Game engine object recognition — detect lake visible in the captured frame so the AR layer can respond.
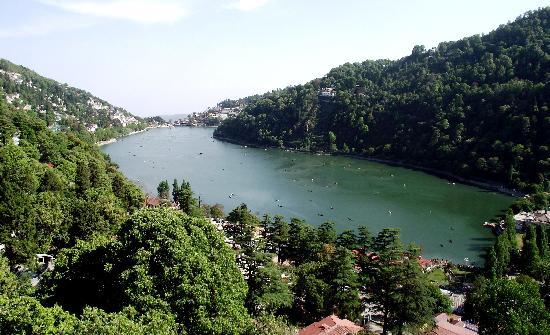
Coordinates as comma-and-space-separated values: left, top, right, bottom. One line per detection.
102, 127, 515, 264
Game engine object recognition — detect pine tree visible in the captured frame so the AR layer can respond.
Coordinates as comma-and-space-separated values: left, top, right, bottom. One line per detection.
172, 179, 179, 203
485, 246, 498, 279
536, 225, 549, 259
325, 247, 361, 320
504, 210, 518, 251
523, 225, 541, 277
495, 235, 510, 276
157, 180, 169, 199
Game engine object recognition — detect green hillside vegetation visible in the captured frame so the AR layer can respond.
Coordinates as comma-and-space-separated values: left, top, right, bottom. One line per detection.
1, 7, 549, 335
0, 99, 144, 264
0, 98, 253, 334
0, 59, 149, 141
215, 8, 550, 193
0, 89, 548, 333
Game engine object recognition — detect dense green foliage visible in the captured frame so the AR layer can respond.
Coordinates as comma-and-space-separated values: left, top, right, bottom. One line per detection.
230, 213, 449, 332
0, 58, 148, 141
0, 247, 179, 334
40, 208, 252, 335
215, 8, 550, 191
0, 99, 143, 264
2, 9, 549, 334
360, 229, 450, 335
466, 276, 550, 335
472, 207, 550, 333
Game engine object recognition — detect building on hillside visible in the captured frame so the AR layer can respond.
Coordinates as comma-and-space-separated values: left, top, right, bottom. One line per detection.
319, 87, 336, 98
514, 209, 550, 230
440, 289, 466, 314
145, 196, 162, 207
298, 315, 363, 335
12, 132, 20, 146
429, 313, 478, 335
36, 253, 55, 271
86, 124, 98, 132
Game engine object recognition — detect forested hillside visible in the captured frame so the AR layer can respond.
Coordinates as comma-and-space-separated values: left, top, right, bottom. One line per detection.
0, 98, 253, 333
215, 8, 550, 192
0, 59, 149, 141
0, 99, 143, 264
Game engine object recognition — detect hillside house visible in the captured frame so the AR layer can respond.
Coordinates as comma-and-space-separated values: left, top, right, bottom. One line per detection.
145, 196, 162, 207
36, 253, 55, 271
429, 313, 478, 335
319, 87, 336, 98
514, 209, 550, 230
298, 315, 363, 335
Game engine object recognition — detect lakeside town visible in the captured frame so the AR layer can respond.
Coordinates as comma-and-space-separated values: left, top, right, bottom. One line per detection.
170, 103, 244, 127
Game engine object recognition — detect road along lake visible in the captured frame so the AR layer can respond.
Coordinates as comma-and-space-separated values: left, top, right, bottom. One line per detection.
102, 127, 515, 264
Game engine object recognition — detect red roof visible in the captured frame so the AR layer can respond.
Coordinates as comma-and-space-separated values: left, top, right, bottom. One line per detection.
418, 256, 435, 268
146, 197, 162, 206
298, 315, 363, 335
430, 313, 477, 335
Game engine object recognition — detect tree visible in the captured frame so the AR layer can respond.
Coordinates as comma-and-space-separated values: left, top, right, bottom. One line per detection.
324, 247, 361, 320
177, 180, 196, 214
171, 179, 179, 203
287, 218, 317, 266
209, 203, 225, 219
361, 229, 441, 335
523, 225, 541, 276
244, 241, 292, 315
317, 221, 337, 245
504, 210, 518, 251
156, 180, 169, 200
253, 314, 297, 335
293, 262, 329, 323
495, 234, 511, 276
226, 203, 259, 248
485, 246, 498, 279
536, 225, 549, 259
336, 230, 359, 250
357, 226, 372, 251
0, 144, 40, 263
466, 276, 550, 335
42, 208, 253, 335
266, 215, 290, 263
75, 159, 91, 194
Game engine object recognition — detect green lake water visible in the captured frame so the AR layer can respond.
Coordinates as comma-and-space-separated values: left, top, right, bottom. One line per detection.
102, 127, 515, 264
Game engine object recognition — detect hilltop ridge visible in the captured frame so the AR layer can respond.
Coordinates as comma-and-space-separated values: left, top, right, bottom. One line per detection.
0, 58, 157, 141
215, 8, 550, 192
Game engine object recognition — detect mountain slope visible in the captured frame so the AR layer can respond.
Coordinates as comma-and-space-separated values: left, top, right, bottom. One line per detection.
215, 8, 550, 192
0, 59, 148, 141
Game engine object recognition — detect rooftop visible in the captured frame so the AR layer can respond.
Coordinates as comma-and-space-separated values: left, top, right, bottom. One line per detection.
430, 313, 478, 335
298, 315, 363, 335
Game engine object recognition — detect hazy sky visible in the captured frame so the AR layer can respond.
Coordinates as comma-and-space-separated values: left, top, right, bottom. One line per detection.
0, 0, 547, 116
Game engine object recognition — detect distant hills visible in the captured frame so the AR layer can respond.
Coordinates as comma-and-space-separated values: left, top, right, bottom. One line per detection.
214, 8, 550, 192
0, 59, 151, 141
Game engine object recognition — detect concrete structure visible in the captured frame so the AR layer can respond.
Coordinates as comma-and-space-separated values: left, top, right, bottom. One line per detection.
514, 210, 550, 230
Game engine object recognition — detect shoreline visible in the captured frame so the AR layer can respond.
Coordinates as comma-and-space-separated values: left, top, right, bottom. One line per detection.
96, 124, 172, 147
103, 128, 496, 267
213, 134, 523, 198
